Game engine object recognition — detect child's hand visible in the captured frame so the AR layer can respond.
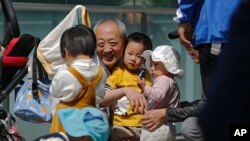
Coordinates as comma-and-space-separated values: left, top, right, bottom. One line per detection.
137, 77, 146, 93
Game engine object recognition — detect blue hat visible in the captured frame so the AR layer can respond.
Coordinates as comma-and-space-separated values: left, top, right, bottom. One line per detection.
57, 107, 110, 141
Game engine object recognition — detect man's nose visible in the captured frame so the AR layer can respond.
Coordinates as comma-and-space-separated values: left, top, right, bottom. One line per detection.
103, 45, 112, 53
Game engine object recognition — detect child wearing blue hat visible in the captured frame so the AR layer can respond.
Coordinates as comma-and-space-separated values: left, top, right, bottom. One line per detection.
34, 107, 110, 141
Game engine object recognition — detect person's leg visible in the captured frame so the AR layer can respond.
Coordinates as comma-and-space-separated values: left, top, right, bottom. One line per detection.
198, 44, 217, 96
198, 43, 226, 96
140, 128, 151, 141
181, 117, 203, 141
130, 126, 141, 141
111, 125, 141, 141
140, 123, 175, 141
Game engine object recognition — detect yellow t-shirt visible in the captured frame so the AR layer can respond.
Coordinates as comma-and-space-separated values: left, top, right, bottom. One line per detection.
106, 66, 152, 127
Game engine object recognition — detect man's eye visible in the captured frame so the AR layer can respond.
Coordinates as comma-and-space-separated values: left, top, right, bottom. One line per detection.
97, 43, 104, 48
110, 42, 118, 46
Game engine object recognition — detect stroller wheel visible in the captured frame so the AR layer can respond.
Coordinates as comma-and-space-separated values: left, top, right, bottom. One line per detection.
0, 108, 7, 119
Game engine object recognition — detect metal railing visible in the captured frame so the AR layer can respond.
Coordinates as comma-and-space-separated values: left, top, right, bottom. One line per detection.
10, 2, 176, 14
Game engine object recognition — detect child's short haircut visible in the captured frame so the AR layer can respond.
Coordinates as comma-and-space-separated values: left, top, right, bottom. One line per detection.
60, 24, 96, 58
125, 32, 152, 51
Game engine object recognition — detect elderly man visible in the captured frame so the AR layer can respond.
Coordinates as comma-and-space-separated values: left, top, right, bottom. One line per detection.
94, 19, 147, 141
94, 19, 126, 75
94, 19, 146, 110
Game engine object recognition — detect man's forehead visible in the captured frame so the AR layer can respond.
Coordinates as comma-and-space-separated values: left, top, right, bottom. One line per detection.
95, 21, 123, 42
96, 37, 122, 43
96, 30, 122, 42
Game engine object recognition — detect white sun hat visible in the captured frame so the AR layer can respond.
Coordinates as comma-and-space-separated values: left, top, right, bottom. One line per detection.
142, 45, 184, 79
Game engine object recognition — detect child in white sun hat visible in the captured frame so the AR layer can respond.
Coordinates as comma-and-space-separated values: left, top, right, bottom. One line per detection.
138, 45, 184, 141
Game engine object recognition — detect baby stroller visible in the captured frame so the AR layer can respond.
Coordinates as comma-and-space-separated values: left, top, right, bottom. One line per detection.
0, 0, 36, 140
1, 0, 92, 139
0, 107, 25, 141
0, 0, 36, 103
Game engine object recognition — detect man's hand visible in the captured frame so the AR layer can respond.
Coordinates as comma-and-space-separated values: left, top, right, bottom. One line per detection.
189, 48, 199, 64
123, 87, 147, 113
178, 23, 199, 63
178, 23, 193, 50
141, 108, 167, 132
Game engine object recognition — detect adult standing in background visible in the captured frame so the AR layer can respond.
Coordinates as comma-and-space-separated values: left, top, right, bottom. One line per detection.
142, 1, 241, 141
199, 1, 250, 140
176, 0, 241, 140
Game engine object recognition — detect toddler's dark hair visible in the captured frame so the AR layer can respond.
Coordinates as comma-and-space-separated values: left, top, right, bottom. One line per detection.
125, 32, 152, 51
60, 24, 96, 58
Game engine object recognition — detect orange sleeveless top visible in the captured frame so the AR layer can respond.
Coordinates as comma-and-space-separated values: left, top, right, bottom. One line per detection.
50, 66, 103, 133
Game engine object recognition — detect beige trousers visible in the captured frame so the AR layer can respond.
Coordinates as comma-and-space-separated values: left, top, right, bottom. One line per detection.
111, 125, 141, 141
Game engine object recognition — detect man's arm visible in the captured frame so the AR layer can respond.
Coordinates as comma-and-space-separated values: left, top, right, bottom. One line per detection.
176, 0, 201, 23
176, 0, 201, 63
100, 87, 147, 113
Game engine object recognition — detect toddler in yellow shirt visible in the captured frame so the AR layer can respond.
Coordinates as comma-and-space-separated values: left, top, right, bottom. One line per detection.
105, 32, 152, 141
